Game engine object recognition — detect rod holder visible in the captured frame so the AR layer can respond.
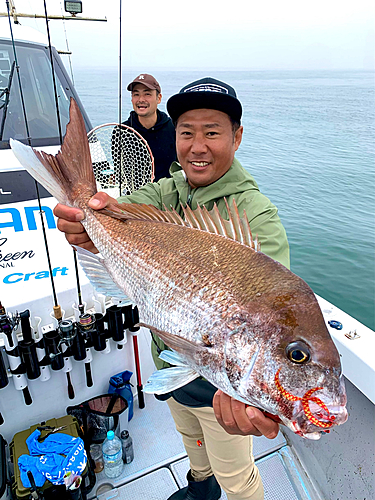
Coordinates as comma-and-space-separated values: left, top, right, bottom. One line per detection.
91, 313, 107, 351
107, 305, 124, 341
18, 340, 41, 380
44, 330, 64, 371
0, 348, 9, 389
72, 330, 86, 361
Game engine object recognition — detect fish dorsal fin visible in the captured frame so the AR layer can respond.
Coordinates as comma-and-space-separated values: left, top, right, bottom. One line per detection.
181, 199, 259, 250
100, 202, 185, 225
102, 198, 259, 250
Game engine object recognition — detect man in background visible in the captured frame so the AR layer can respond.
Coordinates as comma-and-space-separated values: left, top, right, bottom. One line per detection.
123, 73, 176, 181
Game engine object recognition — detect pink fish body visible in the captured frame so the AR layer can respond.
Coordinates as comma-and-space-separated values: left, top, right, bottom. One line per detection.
10, 99, 348, 439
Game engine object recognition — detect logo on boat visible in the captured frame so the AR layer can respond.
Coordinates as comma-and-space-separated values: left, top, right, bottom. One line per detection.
2, 266, 69, 284
0, 205, 56, 233
0, 237, 35, 269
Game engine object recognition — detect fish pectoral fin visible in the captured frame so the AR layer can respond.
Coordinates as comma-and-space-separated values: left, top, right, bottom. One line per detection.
139, 323, 208, 357
73, 246, 128, 300
143, 367, 200, 395
158, 350, 189, 367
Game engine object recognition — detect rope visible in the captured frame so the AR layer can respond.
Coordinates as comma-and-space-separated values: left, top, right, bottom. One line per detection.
275, 368, 336, 429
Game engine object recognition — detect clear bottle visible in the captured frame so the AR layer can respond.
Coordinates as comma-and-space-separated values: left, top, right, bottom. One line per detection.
120, 430, 134, 464
102, 430, 124, 478
90, 443, 104, 473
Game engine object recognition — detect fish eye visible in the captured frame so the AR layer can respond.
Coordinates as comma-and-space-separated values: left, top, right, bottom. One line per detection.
286, 341, 310, 364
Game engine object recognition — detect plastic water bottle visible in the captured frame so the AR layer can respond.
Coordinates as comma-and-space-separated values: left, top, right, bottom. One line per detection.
121, 430, 134, 464
102, 431, 124, 478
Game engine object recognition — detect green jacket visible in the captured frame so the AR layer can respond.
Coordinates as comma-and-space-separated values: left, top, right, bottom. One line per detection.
119, 158, 290, 369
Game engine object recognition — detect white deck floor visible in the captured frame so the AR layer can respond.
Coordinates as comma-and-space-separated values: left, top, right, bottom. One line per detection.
89, 394, 316, 500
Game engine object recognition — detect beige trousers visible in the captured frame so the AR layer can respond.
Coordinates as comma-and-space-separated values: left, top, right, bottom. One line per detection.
167, 398, 264, 500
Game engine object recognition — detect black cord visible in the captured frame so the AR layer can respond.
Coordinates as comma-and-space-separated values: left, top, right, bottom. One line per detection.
118, 0, 122, 196
6, 1, 60, 307
43, 0, 83, 306
43, 0, 63, 145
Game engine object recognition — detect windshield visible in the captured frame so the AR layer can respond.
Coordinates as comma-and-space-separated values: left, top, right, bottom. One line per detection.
0, 40, 84, 148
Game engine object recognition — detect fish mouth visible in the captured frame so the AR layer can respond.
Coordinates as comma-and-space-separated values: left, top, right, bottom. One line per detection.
288, 404, 348, 440
274, 368, 348, 439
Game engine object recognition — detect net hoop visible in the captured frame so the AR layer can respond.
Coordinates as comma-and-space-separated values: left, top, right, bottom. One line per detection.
87, 122, 155, 198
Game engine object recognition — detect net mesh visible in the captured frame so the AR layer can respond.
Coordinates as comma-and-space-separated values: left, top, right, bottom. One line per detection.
88, 123, 154, 198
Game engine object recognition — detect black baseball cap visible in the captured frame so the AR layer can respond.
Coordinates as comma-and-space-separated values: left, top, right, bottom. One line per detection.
167, 77, 242, 124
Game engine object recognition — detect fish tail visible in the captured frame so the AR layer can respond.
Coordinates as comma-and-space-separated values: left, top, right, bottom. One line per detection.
10, 98, 97, 206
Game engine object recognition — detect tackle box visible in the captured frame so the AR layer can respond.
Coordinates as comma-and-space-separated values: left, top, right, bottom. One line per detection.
9, 415, 89, 499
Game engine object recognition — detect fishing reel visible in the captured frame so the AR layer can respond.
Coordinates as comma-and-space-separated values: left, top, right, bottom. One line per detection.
45, 318, 78, 365
76, 305, 97, 341
54, 307, 96, 350
58, 319, 77, 348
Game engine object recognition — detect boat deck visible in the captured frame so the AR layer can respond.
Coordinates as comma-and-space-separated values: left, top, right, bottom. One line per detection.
89, 394, 318, 500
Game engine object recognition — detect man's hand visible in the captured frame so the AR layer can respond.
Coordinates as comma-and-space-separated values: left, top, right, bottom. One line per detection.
53, 192, 117, 253
213, 390, 279, 439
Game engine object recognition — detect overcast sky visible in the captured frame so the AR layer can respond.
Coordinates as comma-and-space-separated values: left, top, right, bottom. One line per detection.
8, 0, 375, 70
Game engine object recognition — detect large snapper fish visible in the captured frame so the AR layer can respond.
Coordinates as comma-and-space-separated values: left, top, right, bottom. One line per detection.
11, 99, 347, 440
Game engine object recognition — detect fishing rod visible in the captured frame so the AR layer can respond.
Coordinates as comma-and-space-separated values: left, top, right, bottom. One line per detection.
129, 306, 145, 409
5, 1, 70, 402
73, 305, 94, 388
5, 0, 62, 322
118, 0, 122, 196
0, 59, 15, 141
59, 4, 75, 85
43, 0, 97, 324
5, 3, 78, 400
117, 0, 144, 409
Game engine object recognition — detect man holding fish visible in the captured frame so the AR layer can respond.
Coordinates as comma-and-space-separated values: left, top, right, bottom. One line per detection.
31, 77, 346, 500
53, 77, 289, 500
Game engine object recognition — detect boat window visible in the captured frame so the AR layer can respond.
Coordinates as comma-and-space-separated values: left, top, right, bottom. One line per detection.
0, 40, 75, 148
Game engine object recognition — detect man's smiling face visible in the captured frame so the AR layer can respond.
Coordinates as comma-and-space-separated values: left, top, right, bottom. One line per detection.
131, 83, 161, 118
176, 108, 243, 188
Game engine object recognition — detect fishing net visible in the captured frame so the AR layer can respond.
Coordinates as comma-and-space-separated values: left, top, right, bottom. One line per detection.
67, 393, 128, 444
87, 123, 154, 198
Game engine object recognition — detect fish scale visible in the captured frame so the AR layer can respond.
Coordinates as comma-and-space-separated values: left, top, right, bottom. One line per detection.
81, 209, 238, 341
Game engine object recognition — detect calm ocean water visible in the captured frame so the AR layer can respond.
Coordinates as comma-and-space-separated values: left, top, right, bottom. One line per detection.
74, 69, 375, 331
